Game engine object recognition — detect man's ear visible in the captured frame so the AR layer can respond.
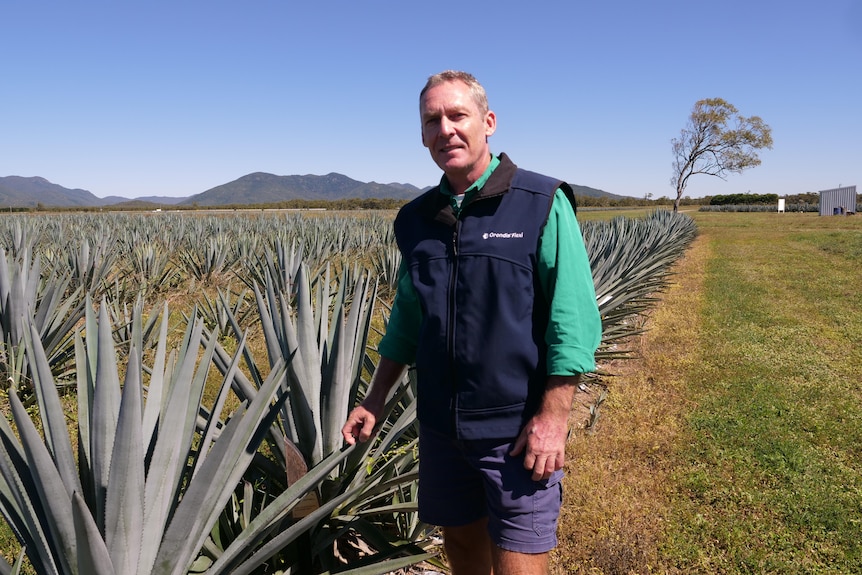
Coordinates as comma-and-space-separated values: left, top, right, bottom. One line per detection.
485, 110, 497, 138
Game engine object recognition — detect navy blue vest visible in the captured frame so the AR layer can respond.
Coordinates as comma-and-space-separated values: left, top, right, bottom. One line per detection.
394, 154, 573, 439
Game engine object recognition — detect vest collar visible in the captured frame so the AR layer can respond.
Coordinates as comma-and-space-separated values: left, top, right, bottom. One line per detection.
469, 152, 518, 202
424, 153, 519, 228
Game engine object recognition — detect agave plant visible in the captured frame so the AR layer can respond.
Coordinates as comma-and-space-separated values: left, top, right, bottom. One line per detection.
195, 373, 434, 575
65, 233, 116, 296
202, 260, 437, 573
196, 283, 252, 338
0, 295, 358, 574
177, 230, 235, 283
0, 246, 84, 388
369, 245, 401, 299
0, 218, 40, 261
240, 236, 305, 300
126, 240, 177, 295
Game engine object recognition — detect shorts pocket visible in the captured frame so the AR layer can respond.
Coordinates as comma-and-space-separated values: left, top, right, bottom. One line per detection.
532, 470, 563, 537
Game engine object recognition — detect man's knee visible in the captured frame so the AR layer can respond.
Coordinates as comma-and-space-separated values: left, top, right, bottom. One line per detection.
492, 546, 550, 575
443, 518, 490, 550
442, 519, 492, 574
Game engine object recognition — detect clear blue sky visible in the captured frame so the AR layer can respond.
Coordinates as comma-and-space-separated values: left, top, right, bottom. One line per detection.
2, 0, 859, 199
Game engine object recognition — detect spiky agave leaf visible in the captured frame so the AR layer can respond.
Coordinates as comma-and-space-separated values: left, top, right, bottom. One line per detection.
204, 444, 356, 574
136, 317, 210, 575
140, 302, 170, 449
6, 384, 77, 574
0, 399, 60, 574
24, 323, 82, 499
91, 301, 122, 532
322, 269, 378, 460
73, 492, 115, 575
104, 320, 145, 574
294, 262, 325, 463
150, 359, 289, 575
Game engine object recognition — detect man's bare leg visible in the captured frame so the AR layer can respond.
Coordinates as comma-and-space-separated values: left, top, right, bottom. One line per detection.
492, 546, 550, 575
442, 518, 492, 575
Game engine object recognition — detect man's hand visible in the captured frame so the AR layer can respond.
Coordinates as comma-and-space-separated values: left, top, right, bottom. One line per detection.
341, 356, 407, 446
510, 375, 580, 481
341, 403, 381, 445
510, 409, 570, 481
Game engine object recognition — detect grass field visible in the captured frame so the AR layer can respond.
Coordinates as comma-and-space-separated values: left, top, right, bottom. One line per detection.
555, 211, 862, 574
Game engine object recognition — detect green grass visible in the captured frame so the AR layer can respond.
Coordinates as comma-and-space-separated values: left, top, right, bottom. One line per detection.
664, 212, 862, 573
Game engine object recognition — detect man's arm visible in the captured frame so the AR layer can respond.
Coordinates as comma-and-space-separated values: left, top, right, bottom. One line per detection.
511, 188, 601, 480
341, 356, 407, 445
343, 258, 420, 445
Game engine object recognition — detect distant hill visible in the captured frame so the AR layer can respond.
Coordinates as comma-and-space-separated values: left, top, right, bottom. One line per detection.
101, 195, 186, 205
0, 176, 104, 208
569, 183, 626, 200
180, 172, 425, 206
182, 172, 619, 206
0, 172, 619, 208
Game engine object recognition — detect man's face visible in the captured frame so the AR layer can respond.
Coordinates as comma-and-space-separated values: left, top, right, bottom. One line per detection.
420, 80, 496, 186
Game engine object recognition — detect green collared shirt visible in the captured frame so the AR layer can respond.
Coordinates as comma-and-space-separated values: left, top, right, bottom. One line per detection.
379, 154, 601, 375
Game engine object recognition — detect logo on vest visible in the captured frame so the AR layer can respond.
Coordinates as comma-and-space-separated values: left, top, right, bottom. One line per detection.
482, 231, 525, 240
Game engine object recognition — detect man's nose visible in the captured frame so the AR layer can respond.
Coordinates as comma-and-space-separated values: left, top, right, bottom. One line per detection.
439, 117, 456, 136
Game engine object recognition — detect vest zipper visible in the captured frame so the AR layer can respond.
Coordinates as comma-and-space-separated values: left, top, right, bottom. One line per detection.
448, 220, 461, 436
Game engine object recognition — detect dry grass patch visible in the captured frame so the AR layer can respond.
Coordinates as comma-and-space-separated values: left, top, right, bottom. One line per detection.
552, 234, 709, 575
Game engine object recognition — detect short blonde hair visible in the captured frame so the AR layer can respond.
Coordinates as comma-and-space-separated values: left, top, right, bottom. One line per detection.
420, 70, 489, 114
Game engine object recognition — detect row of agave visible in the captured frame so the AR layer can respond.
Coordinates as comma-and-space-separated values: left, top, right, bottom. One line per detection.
0, 209, 696, 574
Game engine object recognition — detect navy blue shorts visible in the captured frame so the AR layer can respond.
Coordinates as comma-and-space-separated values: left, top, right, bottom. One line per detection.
417, 424, 563, 554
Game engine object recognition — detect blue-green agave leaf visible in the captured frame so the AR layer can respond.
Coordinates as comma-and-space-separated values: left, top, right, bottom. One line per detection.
205, 444, 355, 575
91, 302, 122, 530
73, 491, 115, 575
24, 322, 82, 500
153, 359, 288, 575
104, 342, 145, 574
8, 391, 75, 574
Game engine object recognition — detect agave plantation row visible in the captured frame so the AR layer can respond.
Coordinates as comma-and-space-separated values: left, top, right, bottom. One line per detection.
0, 209, 696, 574
699, 202, 862, 213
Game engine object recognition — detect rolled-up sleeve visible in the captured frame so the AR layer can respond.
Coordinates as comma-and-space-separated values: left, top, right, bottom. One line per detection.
538, 189, 602, 375
377, 261, 420, 365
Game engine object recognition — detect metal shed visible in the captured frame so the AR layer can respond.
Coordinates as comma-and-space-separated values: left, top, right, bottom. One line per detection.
819, 186, 857, 216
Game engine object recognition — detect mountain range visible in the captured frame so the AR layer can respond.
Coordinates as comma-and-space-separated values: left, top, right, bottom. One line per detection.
0, 172, 619, 209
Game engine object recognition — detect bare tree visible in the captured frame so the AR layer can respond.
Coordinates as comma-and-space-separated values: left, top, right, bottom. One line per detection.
671, 98, 773, 212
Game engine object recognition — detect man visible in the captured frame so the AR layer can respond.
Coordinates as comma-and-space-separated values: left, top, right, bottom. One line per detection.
342, 70, 601, 574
